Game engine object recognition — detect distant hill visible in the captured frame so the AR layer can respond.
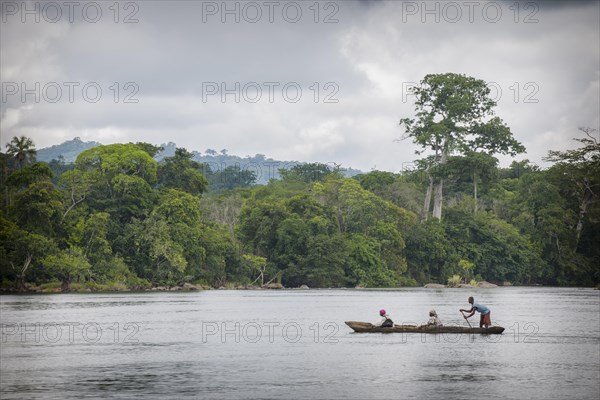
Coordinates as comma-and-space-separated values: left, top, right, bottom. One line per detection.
155, 142, 362, 184
37, 138, 363, 184
37, 137, 102, 163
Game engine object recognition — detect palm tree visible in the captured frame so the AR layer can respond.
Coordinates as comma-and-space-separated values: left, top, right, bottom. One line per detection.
5, 136, 37, 169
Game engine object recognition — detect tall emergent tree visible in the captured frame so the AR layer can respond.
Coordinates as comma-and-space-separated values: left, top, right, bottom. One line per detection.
400, 73, 525, 220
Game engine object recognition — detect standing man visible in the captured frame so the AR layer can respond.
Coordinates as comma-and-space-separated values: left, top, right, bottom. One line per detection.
460, 296, 492, 328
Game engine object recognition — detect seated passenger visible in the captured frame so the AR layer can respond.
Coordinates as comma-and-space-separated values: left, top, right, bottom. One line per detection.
376, 309, 394, 327
427, 309, 442, 326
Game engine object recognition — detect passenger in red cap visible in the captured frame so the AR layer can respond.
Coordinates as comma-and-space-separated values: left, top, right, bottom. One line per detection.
376, 309, 394, 328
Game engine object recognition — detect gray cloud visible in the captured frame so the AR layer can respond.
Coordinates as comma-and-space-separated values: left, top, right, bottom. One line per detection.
1, 0, 598, 171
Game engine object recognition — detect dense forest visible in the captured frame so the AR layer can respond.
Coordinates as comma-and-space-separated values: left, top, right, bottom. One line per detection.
1, 74, 598, 292
36, 137, 362, 185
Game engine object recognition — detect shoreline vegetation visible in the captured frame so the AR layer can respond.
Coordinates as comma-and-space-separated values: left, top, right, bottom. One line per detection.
6, 281, 593, 295
2, 75, 598, 293
0, 282, 536, 295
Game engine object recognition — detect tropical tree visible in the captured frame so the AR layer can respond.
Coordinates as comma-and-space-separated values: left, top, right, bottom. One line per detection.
279, 163, 343, 183
445, 152, 499, 213
458, 259, 474, 283
73, 144, 158, 222
158, 148, 208, 195
0, 218, 55, 290
41, 246, 91, 291
208, 165, 256, 191
243, 254, 268, 286
444, 206, 544, 283
5, 136, 37, 169
400, 73, 525, 220
133, 142, 164, 158
10, 178, 63, 236
405, 219, 456, 283
544, 127, 600, 251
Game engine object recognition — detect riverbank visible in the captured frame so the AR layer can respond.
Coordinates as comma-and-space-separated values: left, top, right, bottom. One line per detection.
0, 281, 299, 294
2, 281, 592, 294
424, 280, 509, 289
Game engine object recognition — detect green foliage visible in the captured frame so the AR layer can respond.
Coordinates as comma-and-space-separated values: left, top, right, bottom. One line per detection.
70, 212, 112, 264
235, 177, 415, 288
207, 165, 257, 191
1, 133, 598, 291
0, 218, 56, 289
135, 213, 188, 277
346, 233, 397, 287
354, 171, 396, 192
41, 246, 91, 291
313, 178, 415, 235
47, 156, 74, 184
72, 143, 159, 223
5, 135, 37, 169
238, 198, 290, 257
447, 275, 462, 287
355, 171, 424, 215
133, 142, 164, 158
11, 180, 64, 236
279, 162, 343, 183
400, 73, 525, 220
400, 73, 524, 156
405, 219, 457, 283
444, 207, 544, 283
158, 148, 207, 195
5, 162, 53, 188
76, 143, 157, 184
242, 254, 266, 270
458, 259, 474, 283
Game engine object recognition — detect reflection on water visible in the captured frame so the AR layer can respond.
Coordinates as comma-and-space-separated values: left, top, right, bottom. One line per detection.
1, 288, 599, 399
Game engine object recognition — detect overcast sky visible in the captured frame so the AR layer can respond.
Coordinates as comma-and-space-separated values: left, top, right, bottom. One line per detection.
1, 0, 599, 171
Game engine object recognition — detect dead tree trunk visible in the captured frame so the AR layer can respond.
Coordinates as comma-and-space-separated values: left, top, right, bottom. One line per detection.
11, 254, 33, 291
423, 174, 433, 221
473, 170, 478, 214
574, 192, 592, 251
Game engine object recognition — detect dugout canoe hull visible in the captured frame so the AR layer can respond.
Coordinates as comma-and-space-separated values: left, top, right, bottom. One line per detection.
345, 321, 505, 334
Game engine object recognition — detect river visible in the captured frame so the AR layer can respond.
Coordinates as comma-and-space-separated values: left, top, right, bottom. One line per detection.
1, 287, 598, 399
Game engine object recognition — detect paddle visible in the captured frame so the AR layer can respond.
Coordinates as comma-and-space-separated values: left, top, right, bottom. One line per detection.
460, 311, 473, 329
461, 311, 475, 342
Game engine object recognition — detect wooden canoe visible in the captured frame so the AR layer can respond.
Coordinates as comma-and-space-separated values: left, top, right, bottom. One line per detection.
345, 321, 505, 334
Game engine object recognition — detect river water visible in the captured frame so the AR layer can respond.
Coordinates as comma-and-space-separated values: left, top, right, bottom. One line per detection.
1, 287, 598, 399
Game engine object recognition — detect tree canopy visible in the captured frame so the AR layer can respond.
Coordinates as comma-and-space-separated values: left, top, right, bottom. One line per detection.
400, 73, 525, 220
0, 127, 598, 291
